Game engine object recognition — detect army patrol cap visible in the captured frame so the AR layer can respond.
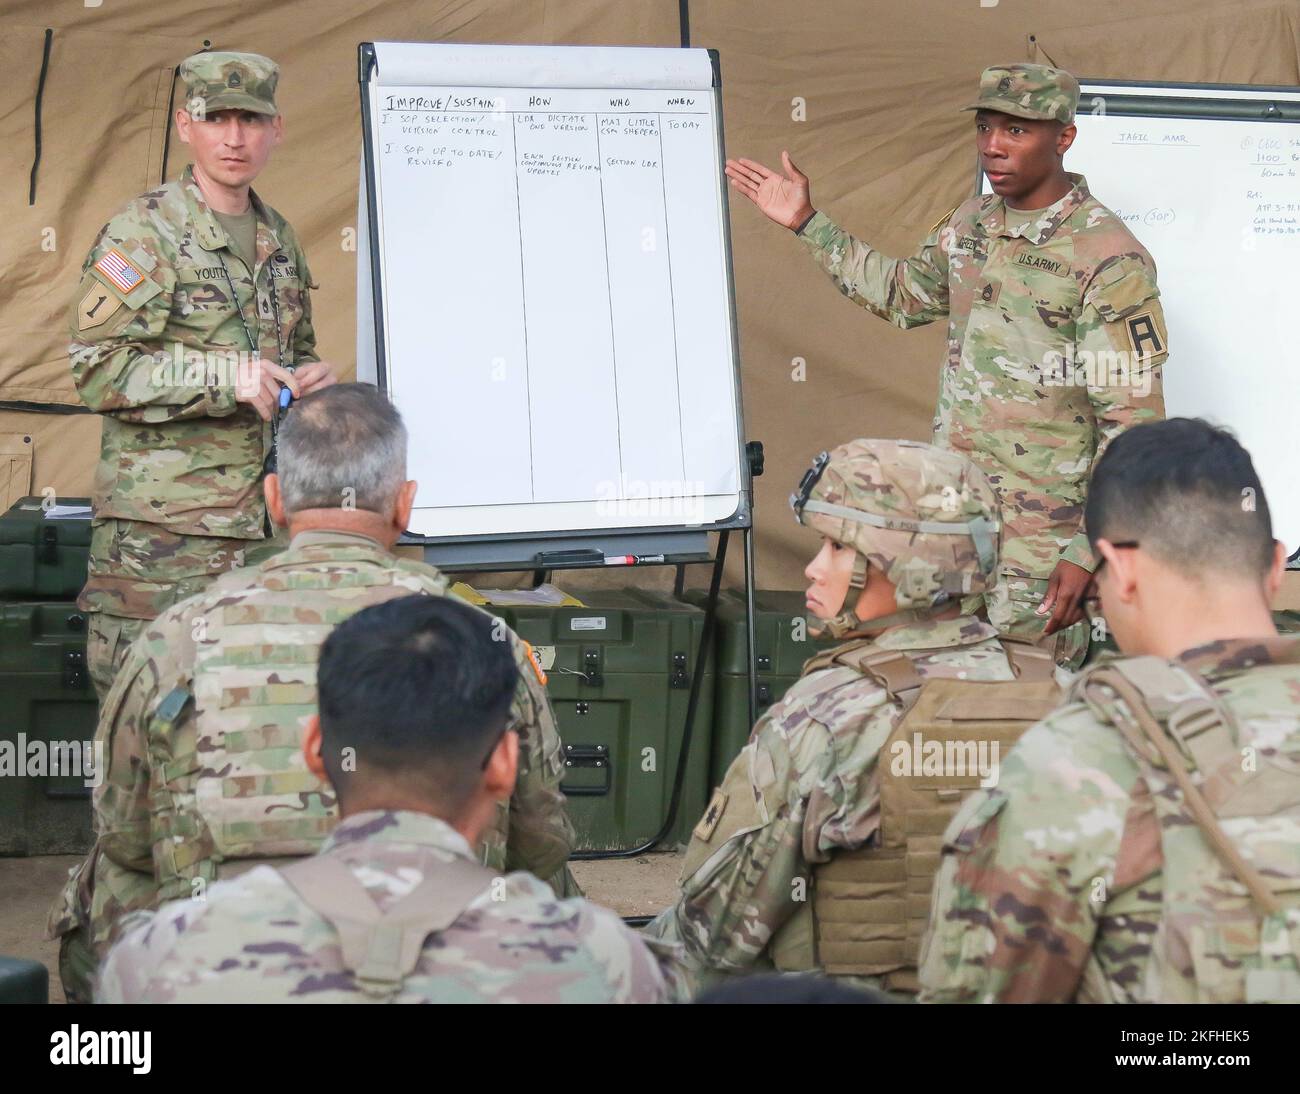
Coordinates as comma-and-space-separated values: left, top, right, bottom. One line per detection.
180, 51, 280, 117
964, 63, 1080, 124
792, 439, 1001, 622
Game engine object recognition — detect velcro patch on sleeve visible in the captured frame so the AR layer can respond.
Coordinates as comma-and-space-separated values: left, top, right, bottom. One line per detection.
92, 247, 146, 295
693, 788, 729, 841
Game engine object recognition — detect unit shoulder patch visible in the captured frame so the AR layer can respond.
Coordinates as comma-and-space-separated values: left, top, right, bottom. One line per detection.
1124, 310, 1166, 360
521, 640, 548, 686
76, 284, 124, 331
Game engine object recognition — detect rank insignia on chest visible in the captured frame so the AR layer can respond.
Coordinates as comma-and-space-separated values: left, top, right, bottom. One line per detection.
93, 247, 146, 294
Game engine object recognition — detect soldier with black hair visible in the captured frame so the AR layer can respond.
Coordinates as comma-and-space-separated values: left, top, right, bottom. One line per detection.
99, 594, 670, 1003
921, 418, 1300, 1003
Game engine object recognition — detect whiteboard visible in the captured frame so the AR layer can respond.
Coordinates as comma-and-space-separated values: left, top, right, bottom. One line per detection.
358, 43, 746, 541
1066, 83, 1300, 554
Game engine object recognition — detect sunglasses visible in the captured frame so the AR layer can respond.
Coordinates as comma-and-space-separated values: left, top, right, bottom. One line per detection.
1081, 540, 1140, 622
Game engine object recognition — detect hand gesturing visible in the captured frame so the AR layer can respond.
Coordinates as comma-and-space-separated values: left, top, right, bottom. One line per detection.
724, 150, 816, 231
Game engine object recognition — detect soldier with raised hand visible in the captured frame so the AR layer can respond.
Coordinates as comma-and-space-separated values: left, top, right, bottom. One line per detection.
726, 63, 1169, 667
70, 50, 336, 702
48, 384, 573, 1002
645, 438, 1061, 997
97, 594, 672, 1004
920, 418, 1300, 1003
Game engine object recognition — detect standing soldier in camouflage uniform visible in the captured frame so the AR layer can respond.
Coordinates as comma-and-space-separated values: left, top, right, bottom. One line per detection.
98, 595, 670, 1004
920, 419, 1300, 1003
725, 63, 1169, 665
70, 51, 336, 701
48, 386, 573, 1002
645, 438, 1061, 996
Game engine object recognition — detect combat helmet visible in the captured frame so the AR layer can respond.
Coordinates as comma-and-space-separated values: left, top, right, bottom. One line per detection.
791, 438, 1001, 637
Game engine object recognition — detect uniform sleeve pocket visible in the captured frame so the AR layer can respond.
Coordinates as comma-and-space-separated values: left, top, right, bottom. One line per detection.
1084, 263, 1158, 320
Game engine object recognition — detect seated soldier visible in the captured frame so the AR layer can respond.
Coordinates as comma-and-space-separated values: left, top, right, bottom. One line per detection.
920, 418, 1300, 1003
645, 438, 1062, 996
97, 595, 675, 1003
48, 383, 572, 1002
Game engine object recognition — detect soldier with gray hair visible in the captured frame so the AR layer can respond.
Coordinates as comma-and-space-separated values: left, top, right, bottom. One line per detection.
275, 382, 410, 514
48, 383, 574, 1002
98, 594, 674, 1004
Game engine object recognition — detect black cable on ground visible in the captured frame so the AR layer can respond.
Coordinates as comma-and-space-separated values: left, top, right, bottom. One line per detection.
570, 530, 727, 861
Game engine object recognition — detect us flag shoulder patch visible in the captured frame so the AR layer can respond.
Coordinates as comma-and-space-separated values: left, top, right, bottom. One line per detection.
93, 248, 145, 295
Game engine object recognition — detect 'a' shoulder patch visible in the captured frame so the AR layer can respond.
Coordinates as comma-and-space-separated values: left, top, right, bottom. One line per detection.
1124, 310, 1166, 360
693, 788, 729, 841
92, 247, 146, 295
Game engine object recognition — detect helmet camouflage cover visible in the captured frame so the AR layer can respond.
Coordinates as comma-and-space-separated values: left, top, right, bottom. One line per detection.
791, 438, 1001, 628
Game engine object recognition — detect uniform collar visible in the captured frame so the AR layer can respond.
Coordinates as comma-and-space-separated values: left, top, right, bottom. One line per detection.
321, 809, 476, 859
977, 171, 1091, 245
286, 528, 388, 552
871, 613, 1000, 652
1175, 634, 1300, 681
180, 163, 281, 263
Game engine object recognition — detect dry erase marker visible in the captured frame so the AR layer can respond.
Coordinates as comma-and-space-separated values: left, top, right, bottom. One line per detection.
279, 366, 297, 414
604, 554, 666, 566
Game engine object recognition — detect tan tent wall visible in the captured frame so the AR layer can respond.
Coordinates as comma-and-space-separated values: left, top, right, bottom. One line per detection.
3, 0, 1298, 584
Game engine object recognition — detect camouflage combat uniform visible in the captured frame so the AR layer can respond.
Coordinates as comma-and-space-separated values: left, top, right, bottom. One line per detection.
796, 64, 1168, 658
647, 439, 1060, 995
919, 636, 1300, 1003
48, 529, 573, 1001
97, 810, 671, 1004
69, 53, 314, 698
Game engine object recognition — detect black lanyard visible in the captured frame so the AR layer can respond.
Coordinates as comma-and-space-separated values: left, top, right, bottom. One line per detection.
217, 248, 287, 371
217, 247, 293, 474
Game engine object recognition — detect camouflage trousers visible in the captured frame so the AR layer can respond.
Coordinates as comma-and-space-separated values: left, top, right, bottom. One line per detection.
58, 930, 97, 1005
987, 572, 1089, 670
80, 518, 288, 701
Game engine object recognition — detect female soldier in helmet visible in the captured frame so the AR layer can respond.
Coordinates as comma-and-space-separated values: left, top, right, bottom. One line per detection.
646, 438, 1060, 996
